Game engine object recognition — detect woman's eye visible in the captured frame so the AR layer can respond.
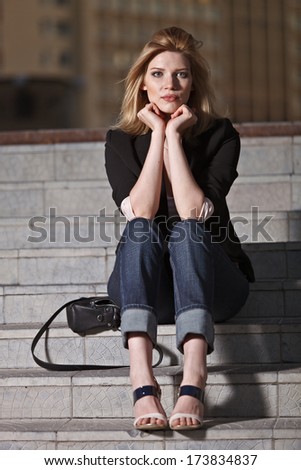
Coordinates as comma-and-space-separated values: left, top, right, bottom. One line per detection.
150, 71, 189, 78
151, 71, 162, 77
177, 71, 188, 78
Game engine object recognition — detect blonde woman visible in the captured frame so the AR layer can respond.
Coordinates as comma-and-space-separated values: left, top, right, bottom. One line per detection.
105, 27, 254, 431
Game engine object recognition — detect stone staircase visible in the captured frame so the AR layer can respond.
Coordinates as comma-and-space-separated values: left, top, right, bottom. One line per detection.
0, 130, 301, 450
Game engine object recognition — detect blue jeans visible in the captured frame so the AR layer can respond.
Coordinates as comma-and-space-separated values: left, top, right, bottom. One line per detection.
108, 218, 249, 354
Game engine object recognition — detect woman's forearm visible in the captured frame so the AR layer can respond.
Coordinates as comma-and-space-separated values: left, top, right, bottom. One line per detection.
167, 133, 205, 219
129, 129, 165, 219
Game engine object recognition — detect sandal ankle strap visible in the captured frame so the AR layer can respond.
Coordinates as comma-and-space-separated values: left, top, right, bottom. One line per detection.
178, 385, 205, 403
133, 385, 158, 404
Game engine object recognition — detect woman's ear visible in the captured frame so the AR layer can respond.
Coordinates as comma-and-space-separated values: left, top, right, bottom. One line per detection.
141, 84, 147, 90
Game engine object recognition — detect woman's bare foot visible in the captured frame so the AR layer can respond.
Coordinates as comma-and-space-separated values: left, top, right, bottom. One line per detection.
128, 333, 167, 428
133, 387, 167, 428
170, 334, 207, 428
170, 379, 205, 428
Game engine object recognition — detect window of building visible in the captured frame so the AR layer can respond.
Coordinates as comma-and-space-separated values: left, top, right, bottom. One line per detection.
56, 0, 71, 5
40, 0, 55, 5
39, 18, 55, 35
57, 20, 72, 36
59, 50, 73, 67
40, 0, 71, 6
39, 50, 53, 66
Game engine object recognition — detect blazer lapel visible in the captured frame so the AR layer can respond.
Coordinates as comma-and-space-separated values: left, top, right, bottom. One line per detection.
113, 132, 151, 178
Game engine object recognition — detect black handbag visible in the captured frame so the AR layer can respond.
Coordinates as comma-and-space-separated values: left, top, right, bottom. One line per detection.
31, 296, 163, 371
66, 297, 121, 334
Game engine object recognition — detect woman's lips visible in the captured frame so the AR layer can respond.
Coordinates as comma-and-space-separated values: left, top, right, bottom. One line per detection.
162, 95, 178, 102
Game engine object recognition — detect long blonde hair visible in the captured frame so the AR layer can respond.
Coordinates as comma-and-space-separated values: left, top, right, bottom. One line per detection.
115, 26, 220, 135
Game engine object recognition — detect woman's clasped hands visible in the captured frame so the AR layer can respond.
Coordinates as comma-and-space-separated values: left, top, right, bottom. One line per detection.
137, 102, 197, 137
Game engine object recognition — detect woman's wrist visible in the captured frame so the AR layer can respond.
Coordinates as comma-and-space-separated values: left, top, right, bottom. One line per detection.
152, 126, 166, 142
165, 129, 182, 146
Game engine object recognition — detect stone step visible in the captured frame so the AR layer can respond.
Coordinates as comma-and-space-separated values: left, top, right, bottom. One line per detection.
0, 284, 106, 325
1, 277, 301, 326
0, 137, 298, 185
0, 364, 300, 421
0, 247, 116, 287
237, 136, 298, 177
0, 136, 300, 451
230, 210, 301, 244
245, 242, 301, 280
1, 417, 301, 450
0, 176, 300, 219
0, 181, 115, 218
0, 139, 300, 250
1, 320, 301, 370
1, 243, 301, 290
0, 142, 107, 184
227, 175, 301, 213
0, 216, 123, 250
1, 211, 301, 249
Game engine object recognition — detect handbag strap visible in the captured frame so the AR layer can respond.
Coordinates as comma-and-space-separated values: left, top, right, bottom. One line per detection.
31, 299, 163, 371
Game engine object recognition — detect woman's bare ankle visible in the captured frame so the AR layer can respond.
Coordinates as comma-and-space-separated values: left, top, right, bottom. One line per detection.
128, 332, 155, 389
182, 333, 208, 389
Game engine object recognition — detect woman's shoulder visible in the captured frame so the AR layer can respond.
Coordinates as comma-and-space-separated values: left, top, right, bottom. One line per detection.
203, 117, 239, 139
190, 117, 239, 149
106, 128, 133, 144
105, 129, 140, 160
106, 128, 151, 157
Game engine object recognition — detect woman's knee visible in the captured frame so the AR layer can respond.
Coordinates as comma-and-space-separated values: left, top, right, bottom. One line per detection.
168, 220, 212, 262
168, 219, 210, 246
123, 217, 163, 246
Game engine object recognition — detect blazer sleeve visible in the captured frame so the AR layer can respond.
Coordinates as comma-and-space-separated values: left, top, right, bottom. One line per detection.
105, 129, 139, 210
201, 119, 240, 214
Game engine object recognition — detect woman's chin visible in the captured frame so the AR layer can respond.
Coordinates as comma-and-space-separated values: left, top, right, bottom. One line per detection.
157, 103, 180, 116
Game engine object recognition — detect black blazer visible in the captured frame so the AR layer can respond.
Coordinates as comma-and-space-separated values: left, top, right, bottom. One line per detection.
105, 118, 255, 282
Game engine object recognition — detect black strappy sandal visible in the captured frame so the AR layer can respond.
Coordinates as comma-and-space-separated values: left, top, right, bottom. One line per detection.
169, 385, 205, 430
133, 383, 168, 430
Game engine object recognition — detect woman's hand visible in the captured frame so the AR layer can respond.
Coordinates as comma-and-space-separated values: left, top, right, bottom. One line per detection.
137, 103, 166, 133
166, 104, 197, 137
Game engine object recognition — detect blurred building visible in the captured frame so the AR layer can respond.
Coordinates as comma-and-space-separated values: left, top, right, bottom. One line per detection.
0, 0, 81, 130
0, 0, 300, 131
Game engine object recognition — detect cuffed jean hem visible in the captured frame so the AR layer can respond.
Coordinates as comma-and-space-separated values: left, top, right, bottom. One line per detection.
121, 307, 157, 349
176, 308, 215, 355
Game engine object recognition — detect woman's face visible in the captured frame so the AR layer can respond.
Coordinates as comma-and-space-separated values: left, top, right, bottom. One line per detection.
142, 51, 193, 115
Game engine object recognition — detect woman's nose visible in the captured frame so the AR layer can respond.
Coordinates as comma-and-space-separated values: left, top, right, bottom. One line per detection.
164, 74, 177, 89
